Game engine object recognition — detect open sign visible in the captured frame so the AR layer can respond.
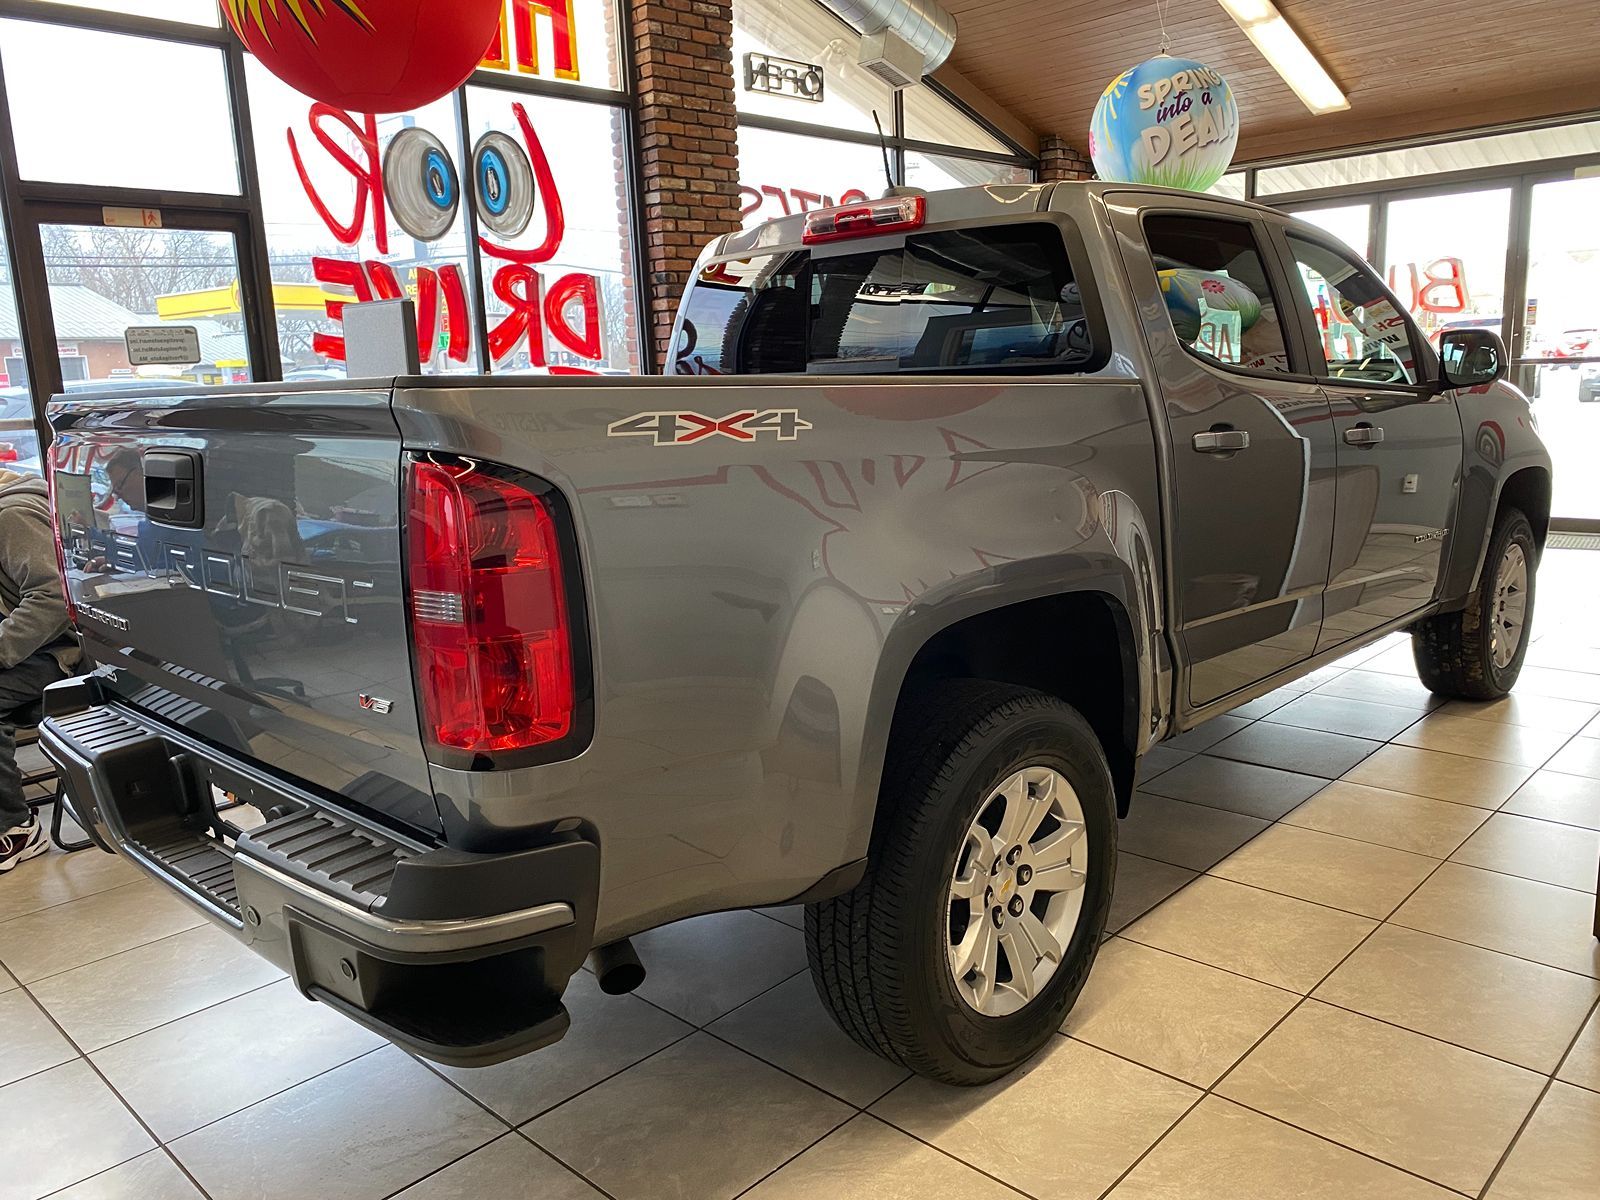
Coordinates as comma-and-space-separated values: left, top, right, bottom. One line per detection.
744, 52, 825, 103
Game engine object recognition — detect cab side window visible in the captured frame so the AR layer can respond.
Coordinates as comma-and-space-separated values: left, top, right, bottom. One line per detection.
1143, 213, 1293, 375
1288, 235, 1422, 386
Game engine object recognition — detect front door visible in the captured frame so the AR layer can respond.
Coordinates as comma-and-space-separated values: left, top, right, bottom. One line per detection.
1280, 230, 1461, 650
1110, 199, 1337, 710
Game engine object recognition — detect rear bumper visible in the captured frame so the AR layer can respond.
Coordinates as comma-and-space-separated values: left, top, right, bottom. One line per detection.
39, 677, 599, 1068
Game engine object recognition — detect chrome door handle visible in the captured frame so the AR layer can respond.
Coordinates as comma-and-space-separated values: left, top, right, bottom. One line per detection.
1344, 424, 1385, 448
1193, 429, 1250, 454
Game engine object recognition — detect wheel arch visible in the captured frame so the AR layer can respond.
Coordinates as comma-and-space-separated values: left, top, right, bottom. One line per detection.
855, 566, 1156, 859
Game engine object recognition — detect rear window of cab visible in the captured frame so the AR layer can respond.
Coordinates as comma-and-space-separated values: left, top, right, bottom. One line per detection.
673, 223, 1099, 376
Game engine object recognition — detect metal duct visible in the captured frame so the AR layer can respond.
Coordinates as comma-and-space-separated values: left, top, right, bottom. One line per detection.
829, 0, 958, 73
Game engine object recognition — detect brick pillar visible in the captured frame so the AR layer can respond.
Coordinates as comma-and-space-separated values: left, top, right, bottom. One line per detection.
630, 0, 743, 371
1039, 135, 1095, 182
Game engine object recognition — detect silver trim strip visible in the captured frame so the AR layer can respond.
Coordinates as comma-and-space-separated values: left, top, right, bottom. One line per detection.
241, 858, 575, 953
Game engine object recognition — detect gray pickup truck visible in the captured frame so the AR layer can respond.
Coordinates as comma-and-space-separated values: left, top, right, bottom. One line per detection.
41, 182, 1550, 1085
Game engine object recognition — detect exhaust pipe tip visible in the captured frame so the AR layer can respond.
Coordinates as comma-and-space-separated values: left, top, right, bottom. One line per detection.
588, 938, 645, 996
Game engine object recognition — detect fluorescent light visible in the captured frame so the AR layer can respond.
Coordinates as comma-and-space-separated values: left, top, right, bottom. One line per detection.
1216, 0, 1350, 115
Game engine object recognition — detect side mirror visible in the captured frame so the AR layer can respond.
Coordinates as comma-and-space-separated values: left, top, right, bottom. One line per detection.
1439, 327, 1508, 390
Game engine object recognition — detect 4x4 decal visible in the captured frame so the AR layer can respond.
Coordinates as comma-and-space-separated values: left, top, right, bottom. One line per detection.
607, 409, 812, 446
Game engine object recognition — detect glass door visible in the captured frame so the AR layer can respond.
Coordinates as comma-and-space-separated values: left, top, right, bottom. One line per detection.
1382, 186, 1513, 352
6, 201, 271, 471
1515, 175, 1600, 524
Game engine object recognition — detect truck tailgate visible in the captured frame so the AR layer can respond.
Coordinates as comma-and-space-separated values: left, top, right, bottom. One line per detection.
48, 385, 440, 834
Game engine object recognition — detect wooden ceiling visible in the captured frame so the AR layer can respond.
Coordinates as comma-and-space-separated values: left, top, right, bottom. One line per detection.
938, 0, 1600, 163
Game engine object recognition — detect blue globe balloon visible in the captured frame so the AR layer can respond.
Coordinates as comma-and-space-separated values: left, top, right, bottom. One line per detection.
1090, 55, 1240, 192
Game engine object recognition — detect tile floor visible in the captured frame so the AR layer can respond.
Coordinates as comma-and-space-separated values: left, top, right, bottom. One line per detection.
3, 550, 1600, 1200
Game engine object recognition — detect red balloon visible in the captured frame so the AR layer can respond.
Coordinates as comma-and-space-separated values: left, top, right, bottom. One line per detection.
222, 0, 505, 113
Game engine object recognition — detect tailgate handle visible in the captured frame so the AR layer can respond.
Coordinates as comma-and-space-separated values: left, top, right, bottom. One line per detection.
143, 450, 204, 529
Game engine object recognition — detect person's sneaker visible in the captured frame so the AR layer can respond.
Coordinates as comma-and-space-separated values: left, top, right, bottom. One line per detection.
0, 816, 47, 873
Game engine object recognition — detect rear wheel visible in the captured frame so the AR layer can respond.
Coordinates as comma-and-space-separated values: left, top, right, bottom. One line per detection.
806, 681, 1115, 1085
1413, 506, 1537, 700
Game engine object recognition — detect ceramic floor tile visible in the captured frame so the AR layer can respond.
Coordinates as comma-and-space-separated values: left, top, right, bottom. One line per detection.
872, 1037, 1197, 1200
0, 846, 142, 922
1221, 689, 1297, 720
0, 881, 204, 983
0, 1059, 154, 1199
743, 1114, 1021, 1200
1163, 714, 1251, 753
1355, 643, 1420, 676
1261, 693, 1424, 741
1208, 723, 1382, 779
1313, 669, 1443, 711
1438, 694, 1599, 734
1501, 770, 1600, 830
1451, 811, 1600, 892
29, 924, 283, 1052
1063, 938, 1297, 1086
0, 987, 77, 1088
1107, 853, 1197, 933
1558, 1005, 1600, 1093
91, 978, 386, 1140
1390, 862, 1600, 977
1586, 711, 1600, 739
49, 1150, 204, 1200
1208, 824, 1438, 919
435, 969, 691, 1125
170, 1047, 503, 1200
1314, 924, 1600, 1072
1120, 875, 1377, 993
708, 973, 909, 1107
392, 1133, 603, 1200
1133, 745, 1194, 786
1508, 665, 1600, 704
1106, 1096, 1457, 1200
1485, 1082, 1600, 1200
1138, 755, 1329, 821
1393, 712, 1569, 767
527, 1033, 850, 1200
1544, 736, 1600, 780
632, 910, 807, 1026
0, 961, 15, 993
1281, 780, 1490, 857
1117, 794, 1268, 872
1217, 1000, 1544, 1194
1342, 744, 1534, 809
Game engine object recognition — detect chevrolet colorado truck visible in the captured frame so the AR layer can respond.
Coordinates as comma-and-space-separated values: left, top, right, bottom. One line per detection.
40, 182, 1550, 1085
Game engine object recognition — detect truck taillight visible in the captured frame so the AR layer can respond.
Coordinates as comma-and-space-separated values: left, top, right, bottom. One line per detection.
802, 195, 925, 244
405, 459, 574, 755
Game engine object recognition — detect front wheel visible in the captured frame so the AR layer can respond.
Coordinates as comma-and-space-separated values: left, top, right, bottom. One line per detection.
806, 681, 1116, 1085
1413, 506, 1537, 700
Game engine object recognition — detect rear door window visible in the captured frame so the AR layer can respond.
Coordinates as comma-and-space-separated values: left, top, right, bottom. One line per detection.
673, 223, 1097, 375
1143, 213, 1294, 376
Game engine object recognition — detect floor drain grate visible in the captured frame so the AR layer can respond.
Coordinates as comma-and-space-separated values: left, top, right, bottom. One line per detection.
1548, 534, 1600, 551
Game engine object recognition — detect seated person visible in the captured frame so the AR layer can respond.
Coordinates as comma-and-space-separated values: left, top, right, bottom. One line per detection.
0, 468, 82, 873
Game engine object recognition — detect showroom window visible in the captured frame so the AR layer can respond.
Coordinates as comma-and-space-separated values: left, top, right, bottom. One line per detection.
732, 0, 1034, 229
246, 62, 480, 375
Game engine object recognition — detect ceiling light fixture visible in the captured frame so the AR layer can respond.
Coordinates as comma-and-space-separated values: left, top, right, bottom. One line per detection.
1215, 0, 1349, 115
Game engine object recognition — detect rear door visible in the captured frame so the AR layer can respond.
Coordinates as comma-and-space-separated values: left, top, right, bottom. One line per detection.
1108, 197, 1337, 709
1276, 229, 1463, 650
49, 384, 440, 833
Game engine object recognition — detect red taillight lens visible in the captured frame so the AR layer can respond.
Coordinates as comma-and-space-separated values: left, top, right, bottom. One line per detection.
405, 459, 575, 755
802, 195, 925, 244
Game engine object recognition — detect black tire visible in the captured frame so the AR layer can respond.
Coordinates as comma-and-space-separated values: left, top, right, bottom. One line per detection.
1412, 506, 1537, 700
805, 680, 1116, 1085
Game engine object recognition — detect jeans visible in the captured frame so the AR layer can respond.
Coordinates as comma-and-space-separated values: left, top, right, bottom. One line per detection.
0, 652, 67, 832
